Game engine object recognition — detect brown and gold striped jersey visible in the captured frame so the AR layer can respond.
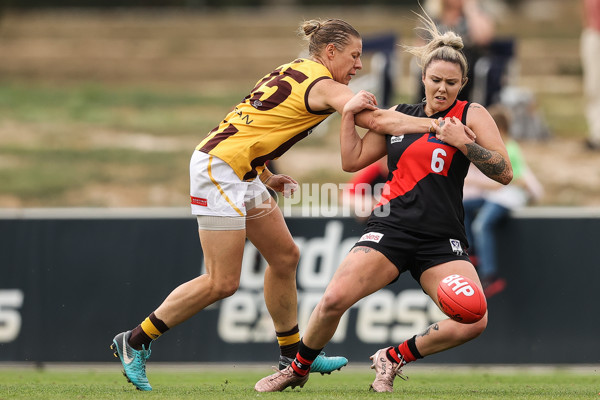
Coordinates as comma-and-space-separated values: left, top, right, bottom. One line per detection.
196, 58, 334, 181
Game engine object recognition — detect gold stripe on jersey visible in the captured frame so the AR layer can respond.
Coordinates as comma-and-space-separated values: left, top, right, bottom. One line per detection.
207, 156, 244, 216
196, 59, 334, 181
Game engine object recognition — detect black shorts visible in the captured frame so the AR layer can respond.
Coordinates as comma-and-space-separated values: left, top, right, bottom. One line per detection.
353, 226, 471, 284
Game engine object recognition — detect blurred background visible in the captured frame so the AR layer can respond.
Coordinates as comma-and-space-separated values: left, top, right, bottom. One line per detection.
1, 0, 599, 365
0, 0, 595, 208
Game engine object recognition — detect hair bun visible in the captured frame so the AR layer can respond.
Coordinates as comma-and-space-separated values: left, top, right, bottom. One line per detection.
440, 31, 464, 51
302, 20, 322, 36
401, 11, 469, 81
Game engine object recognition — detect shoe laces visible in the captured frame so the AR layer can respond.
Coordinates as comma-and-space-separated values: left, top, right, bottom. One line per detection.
268, 365, 291, 377
376, 354, 408, 383
140, 343, 152, 360
271, 366, 282, 374
130, 344, 152, 378
271, 365, 305, 379
317, 351, 344, 359
391, 362, 408, 381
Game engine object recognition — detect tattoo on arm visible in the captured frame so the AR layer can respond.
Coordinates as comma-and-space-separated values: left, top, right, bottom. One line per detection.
465, 142, 510, 183
418, 323, 439, 337
352, 246, 372, 254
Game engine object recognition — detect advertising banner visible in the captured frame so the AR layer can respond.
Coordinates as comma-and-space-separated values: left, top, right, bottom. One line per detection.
0, 209, 598, 364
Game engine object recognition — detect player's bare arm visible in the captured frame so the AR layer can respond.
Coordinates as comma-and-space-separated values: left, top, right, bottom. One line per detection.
357, 106, 433, 136
339, 91, 387, 172
466, 104, 513, 184
432, 104, 513, 185
464, 142, 509, 182
310, 79, 432, 135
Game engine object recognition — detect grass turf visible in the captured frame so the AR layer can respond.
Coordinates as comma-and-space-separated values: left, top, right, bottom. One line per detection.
0, 365, 597, 399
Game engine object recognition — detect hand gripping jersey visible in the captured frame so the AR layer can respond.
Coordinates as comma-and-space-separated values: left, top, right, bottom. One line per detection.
371, 100, 471, 242
196, 59, 334, 181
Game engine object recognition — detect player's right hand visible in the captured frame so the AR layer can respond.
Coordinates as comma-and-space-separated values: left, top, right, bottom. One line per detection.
343, 90, 378, 115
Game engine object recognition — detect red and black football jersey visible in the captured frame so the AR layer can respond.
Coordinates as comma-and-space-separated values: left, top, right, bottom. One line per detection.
370, 100, 471, 242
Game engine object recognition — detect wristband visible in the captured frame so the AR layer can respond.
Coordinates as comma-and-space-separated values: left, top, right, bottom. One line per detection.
263, 175, 273, 186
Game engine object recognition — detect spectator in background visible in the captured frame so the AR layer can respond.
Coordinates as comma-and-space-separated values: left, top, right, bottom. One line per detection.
581, 0, 600, 150
415, 0, 495, 103
463, 104, 543, 298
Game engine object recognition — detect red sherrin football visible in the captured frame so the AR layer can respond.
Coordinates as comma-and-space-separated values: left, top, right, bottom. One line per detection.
437, 274, 487, 324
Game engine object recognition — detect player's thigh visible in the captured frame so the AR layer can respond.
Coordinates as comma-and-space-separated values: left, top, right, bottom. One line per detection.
245, 196, 299, 267
323, 246, 399, 310
198, 228, 246, 282
419, 260, 482, 305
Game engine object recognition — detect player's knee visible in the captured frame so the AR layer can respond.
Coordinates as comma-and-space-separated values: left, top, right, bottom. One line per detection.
270, 242, 300, 273
318, 289, 350, 319
285, 243, 300, 268
286, 242, 300, 266
463, 314, 488, 341
212, 279, 240, 299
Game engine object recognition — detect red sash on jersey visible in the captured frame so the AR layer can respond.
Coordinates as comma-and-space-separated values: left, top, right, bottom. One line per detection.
376, 100, 468, 208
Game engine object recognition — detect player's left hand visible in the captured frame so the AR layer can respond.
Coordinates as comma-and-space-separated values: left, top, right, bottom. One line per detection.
265, 174, 298, 198
431, 117, 476, 148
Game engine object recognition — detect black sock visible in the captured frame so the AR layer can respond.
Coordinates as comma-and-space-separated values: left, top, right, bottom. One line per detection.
291, 339, 322, 376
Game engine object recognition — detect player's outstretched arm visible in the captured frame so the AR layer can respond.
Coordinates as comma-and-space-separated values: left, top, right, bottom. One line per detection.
310, 79, 432, 135
354, 106, 432, 136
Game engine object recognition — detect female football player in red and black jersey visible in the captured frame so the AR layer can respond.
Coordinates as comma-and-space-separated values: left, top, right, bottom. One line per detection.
255, 13, 512, 393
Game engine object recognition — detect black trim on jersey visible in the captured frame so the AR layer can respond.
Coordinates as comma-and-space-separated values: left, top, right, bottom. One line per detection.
395, 100, 470, 124
305, 76, 336, 115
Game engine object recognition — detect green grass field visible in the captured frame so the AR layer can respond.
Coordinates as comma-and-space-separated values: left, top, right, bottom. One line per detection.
0, 365, 597, 400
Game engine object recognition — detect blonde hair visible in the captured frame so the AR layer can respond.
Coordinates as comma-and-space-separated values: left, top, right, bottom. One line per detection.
299, 19, 361, 56
403, 12, 469, 82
